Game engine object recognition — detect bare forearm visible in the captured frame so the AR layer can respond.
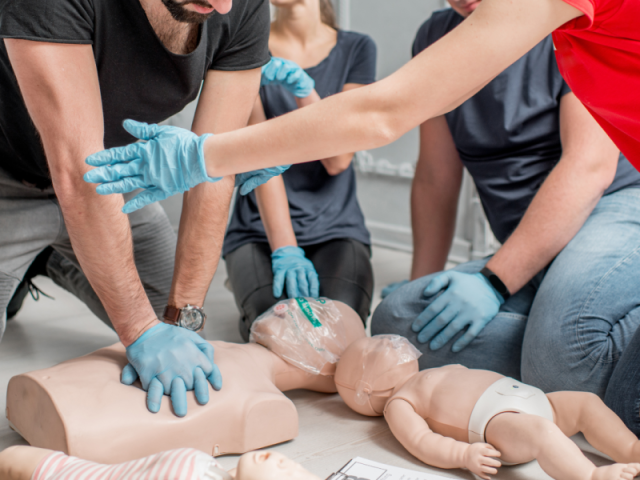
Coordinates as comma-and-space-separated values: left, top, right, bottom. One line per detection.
55, 175, 158, 345
170, 177, 235, 306
255, 177, 297, 251
410, 183, 459, 279
486, 158, 608, 293
203, 0, 579, 178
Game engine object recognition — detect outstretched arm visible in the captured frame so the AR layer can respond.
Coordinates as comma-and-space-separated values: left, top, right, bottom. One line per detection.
202, 0, 582, 177
384, 399, 500, 479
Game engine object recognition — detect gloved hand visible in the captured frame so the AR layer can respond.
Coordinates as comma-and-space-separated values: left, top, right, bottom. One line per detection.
381, 279, 409, 299
121, 323, 223, 417
261, 57, 315, 98
271, 246, 320, 299
235, 166, 291, 195
84, 119, 220, 214
412, 271, 505, 352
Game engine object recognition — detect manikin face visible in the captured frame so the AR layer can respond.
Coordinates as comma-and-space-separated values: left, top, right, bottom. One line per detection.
161, 0, 232, 23
236, 451, 321, 480
447, 0, 480, 17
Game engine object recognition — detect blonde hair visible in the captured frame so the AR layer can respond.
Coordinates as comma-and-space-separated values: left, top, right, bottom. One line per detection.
319, 0, 338, 29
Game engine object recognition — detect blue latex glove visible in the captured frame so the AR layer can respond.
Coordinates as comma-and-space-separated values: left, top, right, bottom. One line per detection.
121, 323, 223, 417
412, 271, 505, 352
261, 57, 315, 98
84, 119, 220, 214
235, 166, 291, 195
271, 246, 320, 298
381, 280, 409, 299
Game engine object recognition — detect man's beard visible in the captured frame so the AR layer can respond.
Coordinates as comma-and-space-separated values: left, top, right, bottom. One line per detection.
161, 0, 216, 24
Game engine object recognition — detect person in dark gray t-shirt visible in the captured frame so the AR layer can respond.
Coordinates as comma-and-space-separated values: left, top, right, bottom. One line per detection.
0, 0, 274, 416
372, 4, 640, 400
222, 0, 376, 340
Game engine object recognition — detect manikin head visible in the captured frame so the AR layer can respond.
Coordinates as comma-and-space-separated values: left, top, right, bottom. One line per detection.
251, 298, 360, 376
160, 0, 232, 24
235, 451, 322, 480
335, 335, 421, 417
447, 0, 480, 17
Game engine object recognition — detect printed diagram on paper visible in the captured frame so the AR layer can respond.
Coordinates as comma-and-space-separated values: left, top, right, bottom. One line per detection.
326, 457, 460, 480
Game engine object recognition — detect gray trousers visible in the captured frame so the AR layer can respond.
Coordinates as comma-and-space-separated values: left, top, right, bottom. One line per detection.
0, 168, 176, 341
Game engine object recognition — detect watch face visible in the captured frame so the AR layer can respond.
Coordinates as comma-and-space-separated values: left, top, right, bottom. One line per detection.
179, 306, 205, 331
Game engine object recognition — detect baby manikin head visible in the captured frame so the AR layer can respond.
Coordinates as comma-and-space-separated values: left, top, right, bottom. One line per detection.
335, 335, 421, 417
250, 298, 361, 376
235, 451, 322, 480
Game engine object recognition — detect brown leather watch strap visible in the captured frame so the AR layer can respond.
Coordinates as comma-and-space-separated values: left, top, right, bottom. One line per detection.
163, 305, 181, 325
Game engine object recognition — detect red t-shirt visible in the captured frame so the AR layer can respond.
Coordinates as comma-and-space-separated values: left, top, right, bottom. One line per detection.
553, 0, 640, 170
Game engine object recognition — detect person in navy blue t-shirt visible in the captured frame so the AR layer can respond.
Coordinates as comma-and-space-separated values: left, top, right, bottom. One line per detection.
372, 1, 640, 402
223, 0, 377, 340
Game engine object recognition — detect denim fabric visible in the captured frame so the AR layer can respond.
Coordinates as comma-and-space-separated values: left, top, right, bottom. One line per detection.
372, 188, 640, 392
605, 325, 640, 437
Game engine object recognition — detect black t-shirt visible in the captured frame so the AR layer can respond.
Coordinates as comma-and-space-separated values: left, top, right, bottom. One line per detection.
223, 30, 377, 256
413, 9, 640, 244
0, 0, 270, 187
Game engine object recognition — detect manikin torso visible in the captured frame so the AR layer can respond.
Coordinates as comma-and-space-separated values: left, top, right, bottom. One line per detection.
388, 365, 503, 442
6, 300, 365, 464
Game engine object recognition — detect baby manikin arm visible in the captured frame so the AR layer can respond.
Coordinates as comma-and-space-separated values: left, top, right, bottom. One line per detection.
384, 398, 470, 470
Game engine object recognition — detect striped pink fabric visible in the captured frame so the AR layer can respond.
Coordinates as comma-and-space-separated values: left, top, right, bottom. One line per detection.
31, 448, 222, 480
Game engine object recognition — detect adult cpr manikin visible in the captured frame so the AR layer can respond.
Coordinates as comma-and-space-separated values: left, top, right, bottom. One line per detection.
6, 298, 365, 464
335, 335, 640, 480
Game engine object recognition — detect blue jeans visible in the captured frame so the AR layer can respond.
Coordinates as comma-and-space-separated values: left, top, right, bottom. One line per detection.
372, 188, 640, 397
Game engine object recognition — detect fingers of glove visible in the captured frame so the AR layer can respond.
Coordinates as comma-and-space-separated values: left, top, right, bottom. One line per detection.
122, 187, 169, 214
170, 377, 188, 417
96, 175, 148, 195
286, 269, 301, 298
85, 142, 145, 168
239, 176, 264, 195
122, 119, 159, 141
208, 363, 223, 391
417, 305, 459, 345
297, 268, 310, 297
429, 313, 470, 350
273, 269, 286, 298
121, 363, 139, 385
412, 292, 451, 332
194, 367, 210, 405
147, 377, 165, 414
423, 272, 453, 297
451, 320, 487, 353
308, 270, 320, 298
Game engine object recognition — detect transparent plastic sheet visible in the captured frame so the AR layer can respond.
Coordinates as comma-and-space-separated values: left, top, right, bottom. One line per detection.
354, 335, 422, 405
250, 297, 347, 375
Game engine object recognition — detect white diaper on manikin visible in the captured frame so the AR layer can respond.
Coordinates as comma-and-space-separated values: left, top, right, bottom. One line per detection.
468, 377, 554, 447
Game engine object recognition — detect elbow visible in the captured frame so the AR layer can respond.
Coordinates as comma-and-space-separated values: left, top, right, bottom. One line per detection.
50, 164, 96, 202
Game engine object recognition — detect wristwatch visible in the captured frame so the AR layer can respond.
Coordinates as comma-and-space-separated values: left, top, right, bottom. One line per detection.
480, 266, 511, 301
163, 304, 207, 332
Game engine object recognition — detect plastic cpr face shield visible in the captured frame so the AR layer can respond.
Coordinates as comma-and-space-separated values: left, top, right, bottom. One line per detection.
335, 335, 422, 417
250, 298, 347, 376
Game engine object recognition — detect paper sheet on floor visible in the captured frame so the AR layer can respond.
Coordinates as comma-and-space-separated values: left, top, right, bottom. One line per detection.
325, 457, 461, 480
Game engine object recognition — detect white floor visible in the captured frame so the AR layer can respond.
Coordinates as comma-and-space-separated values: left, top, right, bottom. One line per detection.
0, 246, 610, 479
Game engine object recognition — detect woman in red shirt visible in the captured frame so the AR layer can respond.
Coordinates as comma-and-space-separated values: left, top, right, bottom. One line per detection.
82, 0, 640, 435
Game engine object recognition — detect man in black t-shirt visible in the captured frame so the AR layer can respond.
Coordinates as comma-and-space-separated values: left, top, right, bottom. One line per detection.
0, 0, 271, 415
372, 1, 640, 400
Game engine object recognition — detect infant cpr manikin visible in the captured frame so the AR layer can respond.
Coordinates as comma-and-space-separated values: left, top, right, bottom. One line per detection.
335, 335, 640, 480
6, 298, 365, 464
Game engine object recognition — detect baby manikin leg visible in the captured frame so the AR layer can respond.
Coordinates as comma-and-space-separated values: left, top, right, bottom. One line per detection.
31, 448, 227, 480
486, 413, 640, 480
